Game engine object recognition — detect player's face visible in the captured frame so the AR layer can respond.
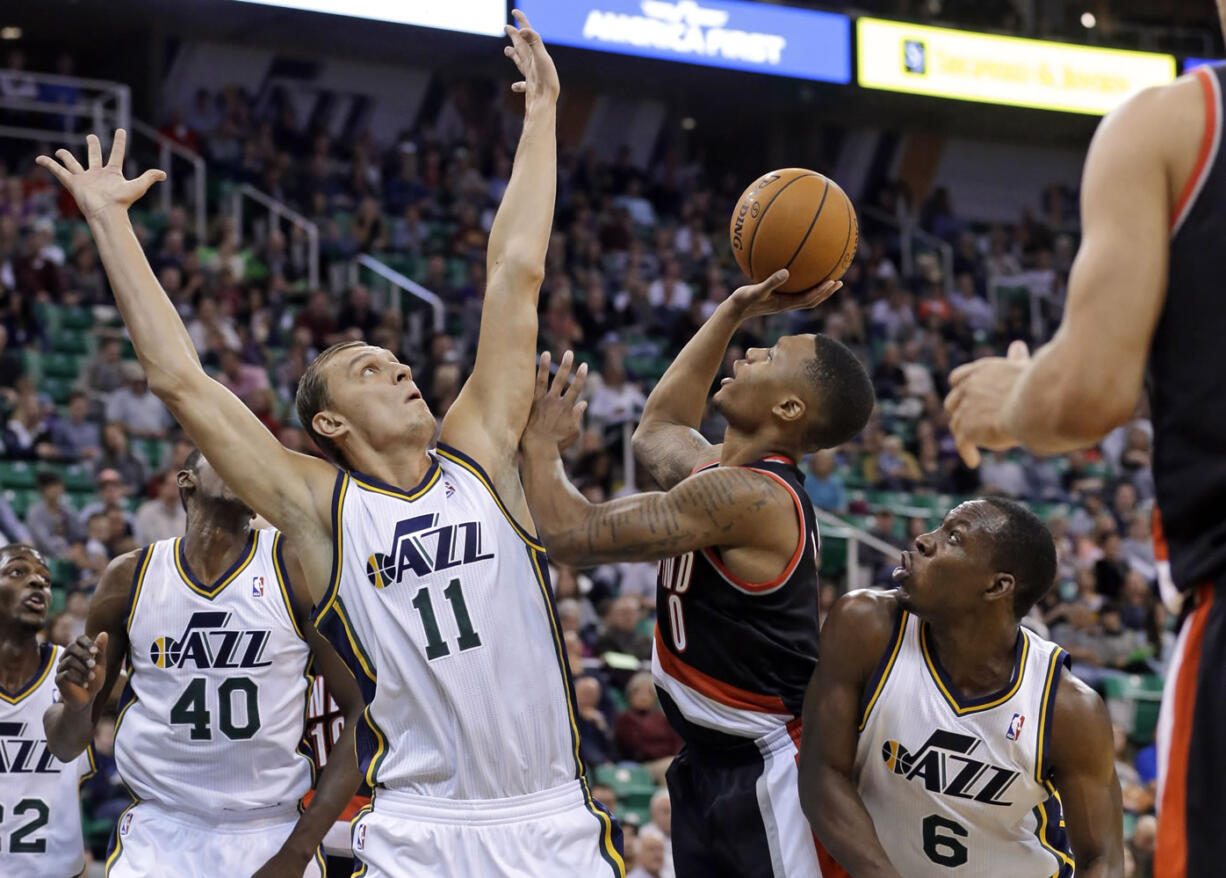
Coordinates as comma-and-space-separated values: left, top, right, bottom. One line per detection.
892, 501, 1000, 618
712, 334, 811, 433
0, 549, 52, 633
323, 346, 437, 457
182, 456, 252, 517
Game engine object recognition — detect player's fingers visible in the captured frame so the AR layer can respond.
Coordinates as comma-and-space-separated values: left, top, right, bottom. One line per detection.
86, 133, 103, 168
947, 360, 981, 388
574, 400, 588, 418
1007, 339, 1031, 361
58, 652, 94, 678
534, 352, 551, 400
133, 169, 167, 193
512, 8, 531, 29
564, 362, 588, 402
54, 148, 85, 174
956, 440, 982, 469
94, 631, 109, 663
108, 128, 127, 168
551, 350, 574, 395
511, 82, 527, 94
36, 155, 73, 185
943, 385, 964, 414
757, 269, 789, 294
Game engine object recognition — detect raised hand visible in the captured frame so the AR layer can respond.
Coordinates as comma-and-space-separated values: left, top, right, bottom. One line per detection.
728, 269, 843, 320
55, 632, 109, 711
504, 9, 560, 108
36, 129, 165, 222
944, 340, 1032, 468
522, 351, 588, 453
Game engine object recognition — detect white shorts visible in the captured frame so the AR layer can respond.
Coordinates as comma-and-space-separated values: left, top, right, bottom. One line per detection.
104, 800, 325, 878
351, 780, 625, 877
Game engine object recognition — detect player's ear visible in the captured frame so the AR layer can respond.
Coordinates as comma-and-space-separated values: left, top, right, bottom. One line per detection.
772, 395, 805, 426
985, 572, 1016, 604
312, 408, 348, 442
176, 469, 195, 491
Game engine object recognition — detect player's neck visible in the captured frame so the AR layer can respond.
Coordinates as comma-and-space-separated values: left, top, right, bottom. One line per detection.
925, 617, 1020, 699
0, 630, 42, 692
348, 445, 434, 492
719, 427, 796, 468
181, 510, 254, 583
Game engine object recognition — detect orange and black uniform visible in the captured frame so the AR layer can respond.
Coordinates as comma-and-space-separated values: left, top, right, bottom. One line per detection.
1153, 61, 1226, 878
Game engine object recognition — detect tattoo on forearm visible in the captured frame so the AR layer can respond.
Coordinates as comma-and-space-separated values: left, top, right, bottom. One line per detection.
634, 427, 713, 490
551, 467, 778, 564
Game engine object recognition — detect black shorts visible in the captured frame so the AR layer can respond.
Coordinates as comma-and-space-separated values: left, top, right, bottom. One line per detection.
665, 728, 836, 878
1157, 582, 1226, 878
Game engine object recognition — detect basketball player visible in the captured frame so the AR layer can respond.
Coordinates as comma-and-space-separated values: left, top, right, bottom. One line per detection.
797, 498, 1124, 877
303, 670, 371, 873
942, 19, 1226, 874
37, 12, 624, 876
43, 451, 364, 877
0, 544, 94, 878
517, 270, 874, 877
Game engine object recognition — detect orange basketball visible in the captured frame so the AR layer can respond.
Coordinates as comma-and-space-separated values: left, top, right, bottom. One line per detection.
729, 168, 858, 293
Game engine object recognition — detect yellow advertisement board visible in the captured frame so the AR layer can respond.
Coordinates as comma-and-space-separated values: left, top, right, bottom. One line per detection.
857, 18, 1176, 115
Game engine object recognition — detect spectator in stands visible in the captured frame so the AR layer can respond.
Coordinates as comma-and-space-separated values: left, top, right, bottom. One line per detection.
76, 337, 125, 403
336, 285, 380, 337
64, 243, 108, 304
134, 470, 186, 546
80, 713, 130, 858
106, 361, 172, 438
73, 511, 113, 582
0, 49, 37, 116
614, 672, 682, 783
575, 675, 615, 768
0, 493, 31, 544
25, 470, 85, 558
628, 833, 666, 878
1097, 605, 1153, 673
12, 222, 63, 298
804, 449, 848, 513
1130, 814, 1157, 877
95, 422, 147, 490
0, 324, 22, 396
871, 343, 906, 401
586, 343, 646, 434
589, 783, 619, 819
647, 258, 690, 311
52, 390, 102, 461
186, 295, 240, 353
45, 612, 74, 647
979, 451, 1028, 498
3, 385, 56, 460
216, 347, 270, 402
294, 289, 336, 349
79, 468, 134, 534
640, 789, 674, 878
863, 435, 922, 490
0, 283, 45, 348
594, 595, 652, 661
1095, 532, 1130, 602
351, 197, 387, 253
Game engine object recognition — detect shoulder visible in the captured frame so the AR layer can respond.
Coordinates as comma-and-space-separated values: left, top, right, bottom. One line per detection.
99, 547, 148, 592
1048, 666, 1114, 770
1097, 73, 1205, 161
822, 589, 905, 671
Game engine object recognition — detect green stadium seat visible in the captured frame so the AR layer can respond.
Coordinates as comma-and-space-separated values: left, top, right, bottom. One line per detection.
0, 461, 37, 489
819, 536, 848, 577
1103, 674, 1164, 745
61, 464, 95, 493
593, 763, 657, 824
40, 377, 74, 405
42, 352, 82, 379
61, 308, 94, 330
2, 489, 37, 517
50, 329, 89, 354
48, 558, 79, 589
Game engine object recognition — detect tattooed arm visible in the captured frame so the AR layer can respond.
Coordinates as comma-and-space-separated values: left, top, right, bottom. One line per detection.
522, 452, 797, 565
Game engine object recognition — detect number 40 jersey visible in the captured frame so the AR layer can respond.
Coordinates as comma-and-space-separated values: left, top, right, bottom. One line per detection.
114, 530, 313, 815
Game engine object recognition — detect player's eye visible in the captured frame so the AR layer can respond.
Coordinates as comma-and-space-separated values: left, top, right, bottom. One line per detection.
949, 531, 960, 544
362, 366, 377, 376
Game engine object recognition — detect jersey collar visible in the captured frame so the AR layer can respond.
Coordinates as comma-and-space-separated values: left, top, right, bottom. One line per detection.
174, 531, 260, 600
919, 622, 1029, 716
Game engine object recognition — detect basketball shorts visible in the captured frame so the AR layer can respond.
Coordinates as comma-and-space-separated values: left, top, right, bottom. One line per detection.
667, 722, 831, 878
350, 779, 625, 877
103, 800, 325, 878
1156, 581, 1226, 878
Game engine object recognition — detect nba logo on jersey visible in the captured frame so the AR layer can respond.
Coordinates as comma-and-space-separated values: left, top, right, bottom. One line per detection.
120, 812, 134, 837
355, 823, 366, 851
1006, 713, 1025, 741
444, 480, 456, 498
251, 575, 265, 597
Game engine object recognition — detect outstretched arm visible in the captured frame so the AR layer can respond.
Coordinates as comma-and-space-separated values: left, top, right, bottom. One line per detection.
519, 352, 796, 566
1048, 670, 1125, 878
44, 551, 137, 761
441, 11, 559, 491
255, 543, 364, 877
38, 133, 336, 598
944, 78, 1189, 464
632, 271, 840, 488
798, 591, 904, 878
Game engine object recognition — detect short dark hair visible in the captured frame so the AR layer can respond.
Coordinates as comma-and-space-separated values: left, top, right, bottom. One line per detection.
801, 335, 875, 451
179, 448, 203, 511
0, 543, 45, 568
980, 497, 1058, 618
294, 341, 364, 468
36, 471, 63, 490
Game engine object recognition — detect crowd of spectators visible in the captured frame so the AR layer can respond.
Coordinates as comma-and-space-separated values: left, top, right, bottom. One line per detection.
0, 66, 1163, 875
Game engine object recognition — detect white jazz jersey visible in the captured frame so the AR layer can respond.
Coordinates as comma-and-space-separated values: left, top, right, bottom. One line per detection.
113, 531, 313, 815
854, 609, 1074, 877
315, 444, 581, 799
0, 644, 94, 878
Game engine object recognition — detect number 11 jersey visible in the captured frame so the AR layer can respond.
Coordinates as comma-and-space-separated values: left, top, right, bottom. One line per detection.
314, 444, 580, 800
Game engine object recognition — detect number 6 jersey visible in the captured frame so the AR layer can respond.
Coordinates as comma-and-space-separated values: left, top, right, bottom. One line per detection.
854, 607, 1074, 877
113, 530, 313, 815
0, 643, 95, 878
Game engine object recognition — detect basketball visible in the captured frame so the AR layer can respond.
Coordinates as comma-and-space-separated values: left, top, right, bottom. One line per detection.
729, 168, 859, 293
